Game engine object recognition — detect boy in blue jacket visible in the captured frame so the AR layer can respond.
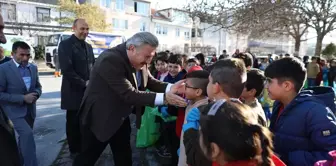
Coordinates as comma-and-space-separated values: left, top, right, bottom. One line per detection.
265, 57, 336, 166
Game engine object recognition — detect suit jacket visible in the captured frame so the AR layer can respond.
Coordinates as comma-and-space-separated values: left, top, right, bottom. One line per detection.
0, 107, 21, 166
58, 34, 95, 110
79, 43, 168, 142
0, 60, 42, 119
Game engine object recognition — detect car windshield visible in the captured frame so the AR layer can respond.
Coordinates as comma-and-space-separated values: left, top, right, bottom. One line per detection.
46, 35, 60, 46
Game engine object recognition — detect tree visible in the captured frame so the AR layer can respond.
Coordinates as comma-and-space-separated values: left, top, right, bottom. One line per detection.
296, 0, 336, 56
185, 0, 309, 55
57, 0, 110, 32
322, 43, 336, 57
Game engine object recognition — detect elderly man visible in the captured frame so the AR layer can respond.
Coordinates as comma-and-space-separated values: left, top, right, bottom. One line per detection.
0, 13, 21, 166
73, 32, 187, 166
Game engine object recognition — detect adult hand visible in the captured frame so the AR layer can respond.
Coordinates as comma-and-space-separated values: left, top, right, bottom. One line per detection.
170, 79, 185, 94
165, 92, 187, 107
186, 107, 200, 122
24, 92, 38, 104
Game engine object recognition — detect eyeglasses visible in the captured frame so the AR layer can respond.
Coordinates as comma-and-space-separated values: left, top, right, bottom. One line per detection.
185, 83, 199, 89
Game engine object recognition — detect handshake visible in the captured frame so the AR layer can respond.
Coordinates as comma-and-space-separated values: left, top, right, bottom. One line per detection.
164, 80, 188, 107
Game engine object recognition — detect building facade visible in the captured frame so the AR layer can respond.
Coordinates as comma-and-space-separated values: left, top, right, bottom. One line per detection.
1, 0, 71, 46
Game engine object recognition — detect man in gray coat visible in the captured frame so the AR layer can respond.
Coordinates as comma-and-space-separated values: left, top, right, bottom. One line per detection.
0, 41, 42, 166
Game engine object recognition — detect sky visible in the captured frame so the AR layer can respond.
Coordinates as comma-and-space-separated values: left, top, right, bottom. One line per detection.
152, 0, 188, 9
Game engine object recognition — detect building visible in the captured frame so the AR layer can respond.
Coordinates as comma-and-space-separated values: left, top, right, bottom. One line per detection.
150, 8, 192, 53
1, 0, 71, 46
91, 0, 193, 54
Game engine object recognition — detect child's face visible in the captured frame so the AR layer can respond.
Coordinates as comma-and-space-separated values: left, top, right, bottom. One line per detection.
155, 60, 168, 73
168, 63, 182, 77
184, 78, 202, 100
240, 87, 255, 100
207, 75, 219, 100
186, 62, 197, 72
266, 78, 286, 101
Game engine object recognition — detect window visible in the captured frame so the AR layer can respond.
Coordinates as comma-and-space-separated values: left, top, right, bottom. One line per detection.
155, 24, 168, 35
176, 28, 180, 37
36, 7, 50, 22
115, 0, 124, 10
162, 27, 168, 35
184, 31, 190, 38
140, 22, 146, 32
156, 24, 161, 34
134, 1, 149, 15
0, 3, 16, 21
100, 0, 111, 8
191, 28, 196, 37
112, 18, 128, 29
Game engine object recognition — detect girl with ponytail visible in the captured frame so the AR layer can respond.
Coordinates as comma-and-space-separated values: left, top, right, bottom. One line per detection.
183, 100, 285, 166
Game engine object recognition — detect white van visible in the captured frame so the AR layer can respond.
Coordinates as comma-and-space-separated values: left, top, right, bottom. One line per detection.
45, 31, 125, 68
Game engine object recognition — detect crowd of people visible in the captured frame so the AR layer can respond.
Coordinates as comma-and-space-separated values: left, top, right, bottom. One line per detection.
1, 15, 336, 166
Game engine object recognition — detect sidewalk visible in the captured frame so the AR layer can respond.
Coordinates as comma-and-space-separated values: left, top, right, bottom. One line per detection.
51, 115, 161, 166
34, 59, 54, 75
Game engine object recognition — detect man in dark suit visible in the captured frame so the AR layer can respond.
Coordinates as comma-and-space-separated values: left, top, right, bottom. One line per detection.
0, 13, 21, 166
58, 18, 95, 156
73, 32, 187, 166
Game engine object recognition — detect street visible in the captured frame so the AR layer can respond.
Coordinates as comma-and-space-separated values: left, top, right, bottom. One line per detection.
34, 75, 65, 166
33, 75, 160, 166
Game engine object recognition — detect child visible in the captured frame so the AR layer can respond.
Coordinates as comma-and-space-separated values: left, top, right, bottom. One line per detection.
240, 69, 267, 126
178, 70, 210, 166
185, 57, 200, 72
155, 52, 169, 81
163, 54, 185, 83
184, 101, 284, 166
235, 52, 253, 70
182, 58, 248, 166
265, 57, 336, 165
307, 56, 320, 87
158, 54, 185, 163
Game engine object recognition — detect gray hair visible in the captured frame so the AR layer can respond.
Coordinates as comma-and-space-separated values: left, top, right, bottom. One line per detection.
126, 32, 159, 49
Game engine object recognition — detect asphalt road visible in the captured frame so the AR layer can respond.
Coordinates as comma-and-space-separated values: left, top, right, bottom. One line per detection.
34, 75, 65, 166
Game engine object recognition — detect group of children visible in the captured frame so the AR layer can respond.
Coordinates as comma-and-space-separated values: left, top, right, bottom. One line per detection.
149, 51, 336, 166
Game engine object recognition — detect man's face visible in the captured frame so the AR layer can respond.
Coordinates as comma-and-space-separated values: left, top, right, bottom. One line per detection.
168, 63, 181, 77
12, 47, 30, 66
0, 15, 6, 44
0, 46, 4, 59
129, 44, 156, 70
73, 20, 89, 40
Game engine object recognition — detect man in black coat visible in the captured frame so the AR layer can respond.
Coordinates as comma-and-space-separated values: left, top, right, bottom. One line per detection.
0, 13, 21, 166
58, 18, 95, 156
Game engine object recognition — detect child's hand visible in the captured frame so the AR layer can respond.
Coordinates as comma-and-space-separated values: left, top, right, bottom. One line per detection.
160, 107, 170, 118
186, 107, 200, 122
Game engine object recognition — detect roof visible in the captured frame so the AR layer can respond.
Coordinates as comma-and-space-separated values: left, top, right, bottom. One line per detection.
151, 9, 170, 21
23, 0, 59, 5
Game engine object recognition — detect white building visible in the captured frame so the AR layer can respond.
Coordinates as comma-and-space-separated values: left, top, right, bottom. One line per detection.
1, 0, 71, 46
150, 8, 192, 53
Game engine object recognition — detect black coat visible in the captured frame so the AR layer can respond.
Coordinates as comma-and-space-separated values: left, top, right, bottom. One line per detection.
58, 35, 95, 110
0, 107, 21, 166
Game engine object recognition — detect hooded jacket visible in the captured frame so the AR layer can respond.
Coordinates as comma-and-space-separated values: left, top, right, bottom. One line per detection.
270, 86, 336, 166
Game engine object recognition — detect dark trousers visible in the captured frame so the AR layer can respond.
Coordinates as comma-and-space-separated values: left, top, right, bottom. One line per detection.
66, 110, 81, 153
73, 117, 132, 166
162, 122, 179, 166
